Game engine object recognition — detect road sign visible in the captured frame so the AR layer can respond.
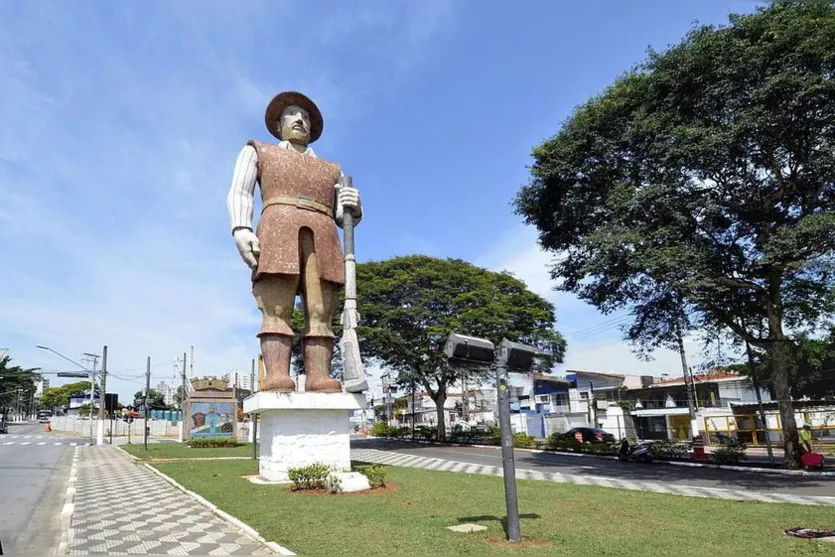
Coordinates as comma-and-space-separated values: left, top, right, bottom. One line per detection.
57, 372, 89, 378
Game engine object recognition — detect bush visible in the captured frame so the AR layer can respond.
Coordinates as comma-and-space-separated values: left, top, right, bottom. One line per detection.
414, 425, 437, 441
358, 464, 388, 488
390, 426, 410, 438
512, 432, 538, 449
583, 441, 619, 455
711, 438, 747, 465
287, 462, 332, 491
186, 437, 239, 448
486, 424, 501, 445
545, 433, 582, 452
651, 439, 692, 460
370, 422, 392, 437
544, 433, 617, 455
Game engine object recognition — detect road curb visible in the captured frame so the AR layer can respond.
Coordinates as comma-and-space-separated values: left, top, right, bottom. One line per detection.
114, 445, 139, 461
370, 436, 835, 477
142, 462, 296, 555
55, 446, 80, 555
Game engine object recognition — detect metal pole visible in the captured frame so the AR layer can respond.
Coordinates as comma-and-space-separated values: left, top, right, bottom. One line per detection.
179, 352, 187, 443
676, 325, 697, 429
88, 357, 97, 444
411, 380, 416, 440
144, 357, 150, 451
250, 358, 257, 460
495, 348, 521, 543
97, 346, 107, 445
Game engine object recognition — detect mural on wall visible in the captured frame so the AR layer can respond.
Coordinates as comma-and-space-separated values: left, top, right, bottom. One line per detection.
189, 401, 235, 438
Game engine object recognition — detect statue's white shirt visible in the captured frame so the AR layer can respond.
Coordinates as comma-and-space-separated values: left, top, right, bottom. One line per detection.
226, 141, 358, 233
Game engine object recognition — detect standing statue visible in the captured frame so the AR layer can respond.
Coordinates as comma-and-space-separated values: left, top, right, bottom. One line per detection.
226, 91, 362, 393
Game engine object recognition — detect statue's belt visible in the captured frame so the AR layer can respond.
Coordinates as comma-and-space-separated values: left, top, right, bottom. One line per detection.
261, 195, 332, 215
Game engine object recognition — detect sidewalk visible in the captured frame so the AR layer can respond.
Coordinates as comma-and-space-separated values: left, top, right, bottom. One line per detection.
60, 445, 274, 555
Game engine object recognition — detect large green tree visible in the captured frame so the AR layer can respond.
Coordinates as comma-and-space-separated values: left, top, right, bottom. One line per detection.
720, 326, 835, 400
0, 356, 39, 418
355, 255, 565, 439
514, 2, 835, 464
134, 389, 168, 410
41, 381, 92, 412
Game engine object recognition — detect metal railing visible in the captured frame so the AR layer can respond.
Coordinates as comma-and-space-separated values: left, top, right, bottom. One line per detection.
703, 410, 835, 447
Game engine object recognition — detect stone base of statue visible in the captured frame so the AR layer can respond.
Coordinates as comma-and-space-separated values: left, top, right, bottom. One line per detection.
243, 391, 370, 490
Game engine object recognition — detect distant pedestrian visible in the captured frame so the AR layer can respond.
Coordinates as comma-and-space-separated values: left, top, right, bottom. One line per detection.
799, 423, 813, 454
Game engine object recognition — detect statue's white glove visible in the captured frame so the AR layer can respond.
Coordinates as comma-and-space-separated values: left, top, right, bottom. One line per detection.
338, 186, 361, 217
340, 307, 361, 329
233, 228, 260, 269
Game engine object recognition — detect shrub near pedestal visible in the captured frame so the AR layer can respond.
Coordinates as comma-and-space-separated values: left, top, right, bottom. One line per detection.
287, 462, 388, 493
187, 437, 240, 448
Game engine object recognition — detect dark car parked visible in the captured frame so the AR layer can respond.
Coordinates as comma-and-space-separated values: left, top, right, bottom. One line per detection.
0, 420, 8, 434
563, 427, 615, 443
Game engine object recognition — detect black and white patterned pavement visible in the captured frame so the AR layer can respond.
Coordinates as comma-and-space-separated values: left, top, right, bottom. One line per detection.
61, 446, 274, 555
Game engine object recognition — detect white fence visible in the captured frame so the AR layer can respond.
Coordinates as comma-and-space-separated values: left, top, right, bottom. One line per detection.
50, 415, 180, 437
49, 415, 250, 440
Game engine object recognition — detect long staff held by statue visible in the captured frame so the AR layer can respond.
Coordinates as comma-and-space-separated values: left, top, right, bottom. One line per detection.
338, 175, 368, 393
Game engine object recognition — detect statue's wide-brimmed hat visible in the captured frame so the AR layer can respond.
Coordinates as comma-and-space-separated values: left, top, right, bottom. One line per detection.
264, 91, 324, 143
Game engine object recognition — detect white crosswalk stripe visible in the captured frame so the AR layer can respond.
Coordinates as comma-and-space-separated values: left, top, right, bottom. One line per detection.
351, 448, 834, 506
0, 439, 90, 447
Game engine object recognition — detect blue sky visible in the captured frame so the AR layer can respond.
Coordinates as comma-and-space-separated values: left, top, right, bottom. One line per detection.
0, 0, 762, 401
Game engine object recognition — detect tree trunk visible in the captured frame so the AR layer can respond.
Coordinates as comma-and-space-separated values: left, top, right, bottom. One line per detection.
764, 280, 799, 467
433, 387, 447, 441
768, 339, 799, 466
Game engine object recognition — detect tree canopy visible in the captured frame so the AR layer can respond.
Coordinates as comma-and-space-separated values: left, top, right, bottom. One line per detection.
134, 389, 168, 410
0, 356, 39, 418
514, 1, 835, 464
41, 380, 92, 412
355, 255, 565, 438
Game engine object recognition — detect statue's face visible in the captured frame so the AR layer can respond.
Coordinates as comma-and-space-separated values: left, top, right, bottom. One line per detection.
278, 105, 311, 146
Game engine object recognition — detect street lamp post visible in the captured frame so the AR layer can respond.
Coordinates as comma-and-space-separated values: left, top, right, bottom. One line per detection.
443, 333, 549, 544
37, 345, 99, 444
82, 352, 99, 442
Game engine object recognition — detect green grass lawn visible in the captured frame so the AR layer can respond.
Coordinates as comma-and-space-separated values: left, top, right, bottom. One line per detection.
151, 459, 835, 555
121, 442, 257, 460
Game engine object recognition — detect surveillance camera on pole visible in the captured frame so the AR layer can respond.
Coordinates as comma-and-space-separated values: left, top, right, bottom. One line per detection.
443, 333, 549, 544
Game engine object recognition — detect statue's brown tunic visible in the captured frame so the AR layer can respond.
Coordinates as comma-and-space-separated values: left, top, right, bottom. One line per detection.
247, 140, 345, 285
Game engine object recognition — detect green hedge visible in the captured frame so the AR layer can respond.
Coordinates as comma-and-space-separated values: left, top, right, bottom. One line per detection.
187, 437, 240, 448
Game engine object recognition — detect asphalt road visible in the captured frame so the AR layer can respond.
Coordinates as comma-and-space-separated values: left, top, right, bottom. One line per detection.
0, 422, 79, 554
355, 438, 835, 497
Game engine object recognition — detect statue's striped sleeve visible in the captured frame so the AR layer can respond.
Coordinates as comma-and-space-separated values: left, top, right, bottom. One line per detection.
226, 145, 258, 233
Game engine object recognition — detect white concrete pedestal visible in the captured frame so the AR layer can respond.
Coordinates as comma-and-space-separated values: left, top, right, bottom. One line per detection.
244, 391, 368, 484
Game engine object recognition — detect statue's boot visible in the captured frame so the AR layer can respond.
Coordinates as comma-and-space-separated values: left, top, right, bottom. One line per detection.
261, 334, 296, 392
304, 336, 342, 393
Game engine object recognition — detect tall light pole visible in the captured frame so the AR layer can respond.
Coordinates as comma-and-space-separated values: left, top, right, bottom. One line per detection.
37, 345, 98, 444
82, 352, 100, 442
444, 334, 549, 544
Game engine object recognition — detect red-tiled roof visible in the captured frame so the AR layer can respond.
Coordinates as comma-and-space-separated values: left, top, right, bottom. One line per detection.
649, 371, 741, 387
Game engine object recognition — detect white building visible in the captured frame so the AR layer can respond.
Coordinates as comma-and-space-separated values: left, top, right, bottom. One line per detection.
155, 380, 176, 406
35, 376, 50, 398
228, 370, 256, 392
